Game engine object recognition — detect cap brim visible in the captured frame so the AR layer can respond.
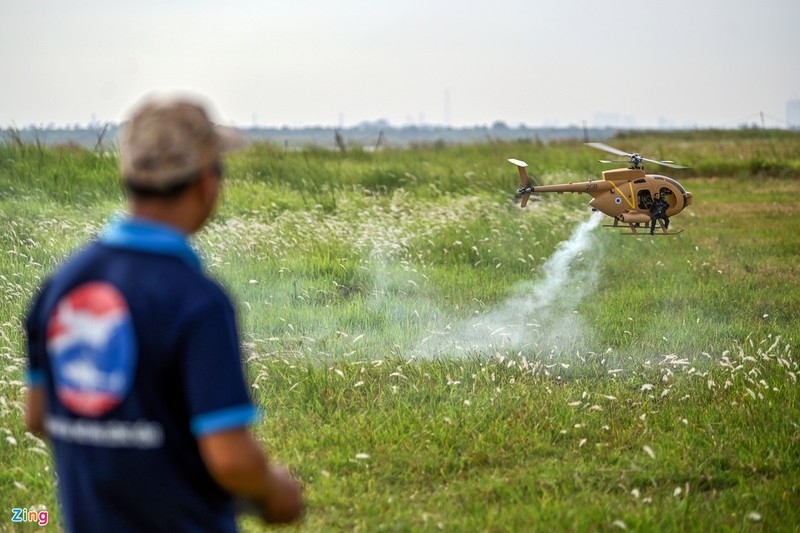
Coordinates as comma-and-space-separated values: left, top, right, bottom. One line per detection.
216, 125, 248, 154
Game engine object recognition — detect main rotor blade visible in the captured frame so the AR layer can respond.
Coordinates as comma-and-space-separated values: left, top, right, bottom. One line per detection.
588, 144, 689, 169
640, 157, 689, 169
585, 142, 631, 157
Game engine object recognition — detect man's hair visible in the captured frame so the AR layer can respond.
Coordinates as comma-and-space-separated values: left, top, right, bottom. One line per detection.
124, 161, 222, 200
123, 171, 198, 200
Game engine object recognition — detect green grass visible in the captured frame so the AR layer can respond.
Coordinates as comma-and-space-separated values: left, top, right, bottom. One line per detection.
1, 131, 799, 531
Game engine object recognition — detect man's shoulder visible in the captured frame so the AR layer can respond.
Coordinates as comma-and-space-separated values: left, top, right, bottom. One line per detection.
28, 241, 103, 306
37, 241, 232, 316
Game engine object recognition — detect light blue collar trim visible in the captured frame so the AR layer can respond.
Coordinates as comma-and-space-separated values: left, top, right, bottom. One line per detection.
100, 216, 202, 270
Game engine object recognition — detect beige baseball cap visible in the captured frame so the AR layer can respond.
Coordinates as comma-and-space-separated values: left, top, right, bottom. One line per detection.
120, 95, 245, 192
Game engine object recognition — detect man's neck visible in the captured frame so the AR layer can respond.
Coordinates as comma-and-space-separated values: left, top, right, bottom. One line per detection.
129, 200, 195, 234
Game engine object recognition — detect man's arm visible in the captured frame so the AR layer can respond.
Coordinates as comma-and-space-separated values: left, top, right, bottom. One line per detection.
25, 386, 46, 435
197, 428, 303, 524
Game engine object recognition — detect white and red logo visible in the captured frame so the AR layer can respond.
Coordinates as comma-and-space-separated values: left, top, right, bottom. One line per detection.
46, 282, 137, 417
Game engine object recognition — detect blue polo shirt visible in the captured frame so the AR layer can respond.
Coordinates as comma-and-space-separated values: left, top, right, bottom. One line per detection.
26, 217, 257, 533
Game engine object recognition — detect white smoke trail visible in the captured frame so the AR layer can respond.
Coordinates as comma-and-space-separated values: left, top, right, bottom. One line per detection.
416, 211, 605, 357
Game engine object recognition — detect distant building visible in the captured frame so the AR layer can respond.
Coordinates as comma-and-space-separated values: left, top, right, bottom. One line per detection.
593, 112, 636, 129
787, 100, 800, 130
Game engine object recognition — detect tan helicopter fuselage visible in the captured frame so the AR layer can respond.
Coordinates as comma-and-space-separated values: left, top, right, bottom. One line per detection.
532, 168, 693, 224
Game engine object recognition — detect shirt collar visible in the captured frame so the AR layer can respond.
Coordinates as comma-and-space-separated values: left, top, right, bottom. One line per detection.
99, 215, 203, 270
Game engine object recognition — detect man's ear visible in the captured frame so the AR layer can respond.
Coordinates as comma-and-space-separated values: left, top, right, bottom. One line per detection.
196, 168, 219, 201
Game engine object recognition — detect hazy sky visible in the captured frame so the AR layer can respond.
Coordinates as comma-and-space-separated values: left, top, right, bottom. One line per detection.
1, 0, 798, 128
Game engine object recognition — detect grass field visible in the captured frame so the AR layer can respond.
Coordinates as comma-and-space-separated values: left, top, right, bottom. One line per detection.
1, 130, 799, 531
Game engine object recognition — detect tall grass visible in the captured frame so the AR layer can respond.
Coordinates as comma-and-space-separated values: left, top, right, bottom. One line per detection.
1, 131, 798, 531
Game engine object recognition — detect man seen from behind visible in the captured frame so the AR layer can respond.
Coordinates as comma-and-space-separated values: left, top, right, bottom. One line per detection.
24, 95, 303, 532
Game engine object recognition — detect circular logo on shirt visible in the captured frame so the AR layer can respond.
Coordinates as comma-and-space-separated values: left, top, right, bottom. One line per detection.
46, 282, 137, 417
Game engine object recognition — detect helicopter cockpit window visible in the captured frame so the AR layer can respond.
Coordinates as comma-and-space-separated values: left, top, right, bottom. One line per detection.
637, 190, 653, 210
634, 179, 646, 184
660, 187, 675, 207
661, 176, 686, 194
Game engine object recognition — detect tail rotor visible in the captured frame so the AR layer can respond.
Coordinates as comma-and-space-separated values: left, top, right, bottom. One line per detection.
508, 158, 537, 207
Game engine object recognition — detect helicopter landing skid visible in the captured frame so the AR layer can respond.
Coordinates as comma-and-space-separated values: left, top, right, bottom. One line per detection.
620, 229, 683, 236
604, 219, 682, 236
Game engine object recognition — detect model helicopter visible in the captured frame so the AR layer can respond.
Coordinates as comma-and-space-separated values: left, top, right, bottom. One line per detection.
509, 143, 693, 235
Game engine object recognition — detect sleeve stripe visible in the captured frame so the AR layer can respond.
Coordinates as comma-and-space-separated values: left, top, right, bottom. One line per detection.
190, 404, 259, 436
27, 369, 46, 387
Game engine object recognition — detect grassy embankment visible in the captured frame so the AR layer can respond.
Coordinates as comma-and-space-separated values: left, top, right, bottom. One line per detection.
0, 130, 798, 531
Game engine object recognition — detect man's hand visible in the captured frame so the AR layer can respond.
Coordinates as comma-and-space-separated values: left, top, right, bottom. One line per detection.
261, 464, 303, 524
198, 428, 303, 524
